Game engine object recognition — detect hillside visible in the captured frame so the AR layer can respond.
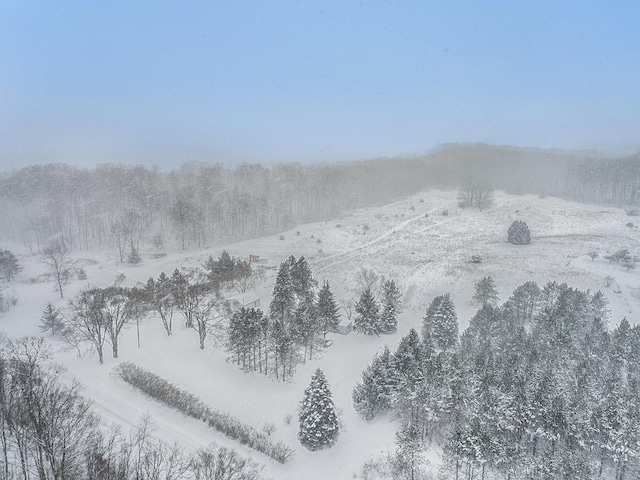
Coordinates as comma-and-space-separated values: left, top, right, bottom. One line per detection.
1, 189, 638, 479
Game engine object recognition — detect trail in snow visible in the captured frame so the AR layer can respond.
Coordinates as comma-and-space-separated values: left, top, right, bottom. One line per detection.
313, 204, 450, 274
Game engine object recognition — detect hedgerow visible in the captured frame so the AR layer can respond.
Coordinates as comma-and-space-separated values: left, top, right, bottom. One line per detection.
115, 362, 293, 463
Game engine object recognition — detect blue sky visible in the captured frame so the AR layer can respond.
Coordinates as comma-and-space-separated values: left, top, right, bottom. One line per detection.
1, 1, 639, 170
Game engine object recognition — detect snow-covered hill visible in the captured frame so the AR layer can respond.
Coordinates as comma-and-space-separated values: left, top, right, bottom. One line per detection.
1, 190, 638, 479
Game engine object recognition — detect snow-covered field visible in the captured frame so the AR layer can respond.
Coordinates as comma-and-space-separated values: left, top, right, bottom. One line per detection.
1, 189, 638, 479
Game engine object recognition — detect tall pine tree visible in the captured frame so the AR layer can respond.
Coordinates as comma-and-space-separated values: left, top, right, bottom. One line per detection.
380, 279, 401, 334
299, 369, 339, 451
270, 260, 295, 326
353, 346, 397, 420
316, 281, 341, 337
424, 294, 458, 351
290, 255, 316, 303
354, 288, 380, 335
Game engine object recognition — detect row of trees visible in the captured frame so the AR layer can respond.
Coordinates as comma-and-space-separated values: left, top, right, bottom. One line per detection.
0, 336, 263, 480
42, 265, 230, 363
354, 280, 638, 479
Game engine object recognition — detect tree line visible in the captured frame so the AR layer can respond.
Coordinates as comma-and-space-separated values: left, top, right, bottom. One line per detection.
1, 144, 603, 257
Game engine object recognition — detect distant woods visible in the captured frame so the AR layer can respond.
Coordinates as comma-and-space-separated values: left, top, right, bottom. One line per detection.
0, 145, 639, 252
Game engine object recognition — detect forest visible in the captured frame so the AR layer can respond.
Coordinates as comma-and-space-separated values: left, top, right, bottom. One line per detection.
354, 281, 639, 480
1, 144, 637, 256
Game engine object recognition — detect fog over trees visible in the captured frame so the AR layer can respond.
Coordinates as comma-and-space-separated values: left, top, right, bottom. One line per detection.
1, 144, 638, 254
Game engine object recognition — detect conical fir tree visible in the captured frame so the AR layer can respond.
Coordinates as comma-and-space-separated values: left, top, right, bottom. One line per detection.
425, 294, 458, 351
270, 260, 295, 325
316, 281, 340, 337
380, 279, 401, 334
298, 369, 339, 451
352, 346, 396, 420
354, 288, 380, 335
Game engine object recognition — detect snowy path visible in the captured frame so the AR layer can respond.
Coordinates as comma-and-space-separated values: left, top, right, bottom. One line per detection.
313, 204, 451, 274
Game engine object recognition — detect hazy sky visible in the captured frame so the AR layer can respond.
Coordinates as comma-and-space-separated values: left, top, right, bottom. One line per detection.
1, 1, 639, 170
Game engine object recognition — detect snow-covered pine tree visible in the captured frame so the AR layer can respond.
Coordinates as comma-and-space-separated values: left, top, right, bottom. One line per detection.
393, 328, 425, 377
503, 280, 540, 323
39, 303, 65, 335
269, 260, 295, 325
354, 288, 380, 335
290, 255, 316, 303
269, 319, 295, 381
380, 279, 401, 334
352, 346, 396, 420
508, 220, 531, 245
227, 307, 252, 369
472, 276, 499, 307
298, 369, 339, 451
0, 249, 21, 282
424, 294, 458, 352
316, 281, 340, 337
290, 296, 320, 362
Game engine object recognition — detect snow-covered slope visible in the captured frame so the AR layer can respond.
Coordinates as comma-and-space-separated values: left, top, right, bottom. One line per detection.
1, 190, 638, 479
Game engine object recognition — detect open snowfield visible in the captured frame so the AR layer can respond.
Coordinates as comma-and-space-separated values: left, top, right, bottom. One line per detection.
1, 189, 639, 479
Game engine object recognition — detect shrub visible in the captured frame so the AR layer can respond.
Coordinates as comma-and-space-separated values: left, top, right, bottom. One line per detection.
626, 208, 640, 216
471, 255, 482, 264
508, 221, 531, 245
115, 362, 293, 463
77, 268, 87, 280
627, 222, 635, 228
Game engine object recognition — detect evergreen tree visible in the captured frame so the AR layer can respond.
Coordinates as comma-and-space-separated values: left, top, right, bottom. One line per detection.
0, 249, 21, 282
424, 294, 458, 351
290, 255, 316, 302
393, 329, 425, 377
352, 346, 396, 420
316, 281, 341, 337
354, 288, 381, 335
269, 260, 295, 325
203, 250, 236, 287
299, 369, 339, 451
269, 319, 295, 381
380, 279, 401, 334
290, 296, 320, 362
508, 220, 531, 245
503, 280, 540, 323
39, 303, 65, 335
473, 276, 499, 307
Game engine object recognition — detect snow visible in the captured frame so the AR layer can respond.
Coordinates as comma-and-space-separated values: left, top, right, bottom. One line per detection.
1, 189, 638, 479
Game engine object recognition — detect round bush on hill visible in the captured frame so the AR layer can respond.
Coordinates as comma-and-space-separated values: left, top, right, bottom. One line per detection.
508, 220, 531, 245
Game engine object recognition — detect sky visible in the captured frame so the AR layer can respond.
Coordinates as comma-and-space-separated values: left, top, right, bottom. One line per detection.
1, 1, 640, 171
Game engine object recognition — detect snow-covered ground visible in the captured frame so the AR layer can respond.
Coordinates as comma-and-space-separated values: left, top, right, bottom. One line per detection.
1, 190, 638, 479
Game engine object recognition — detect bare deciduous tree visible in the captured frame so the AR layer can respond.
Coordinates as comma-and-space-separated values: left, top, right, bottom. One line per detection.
458, 175, 494, 211
42, 241, 76, 299
67, 288, 109, 364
